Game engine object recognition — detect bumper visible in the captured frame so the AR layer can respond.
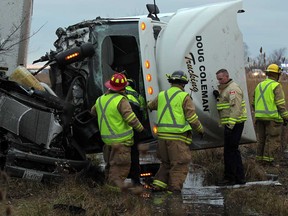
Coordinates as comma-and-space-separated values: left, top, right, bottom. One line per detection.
5, 148, 90, 182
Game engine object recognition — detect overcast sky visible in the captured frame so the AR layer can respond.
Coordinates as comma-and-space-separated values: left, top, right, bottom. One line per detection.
28, 0, 288, 65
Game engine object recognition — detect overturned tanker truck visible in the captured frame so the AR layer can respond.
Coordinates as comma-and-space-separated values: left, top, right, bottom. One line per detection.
0, 0, 256, 182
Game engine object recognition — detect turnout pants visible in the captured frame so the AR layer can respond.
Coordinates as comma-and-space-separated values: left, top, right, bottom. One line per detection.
153, 139, 191, 192
255, 120, 282, 162
103, 144, 131, 188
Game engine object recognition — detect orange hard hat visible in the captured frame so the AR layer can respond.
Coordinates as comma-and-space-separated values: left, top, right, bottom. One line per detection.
105, 73, 128, 91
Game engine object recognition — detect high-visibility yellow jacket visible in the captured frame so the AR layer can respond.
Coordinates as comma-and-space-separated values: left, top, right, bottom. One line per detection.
253, 78, 288, 122
157, 86, 192, 134
125, 85, 147, 121
148, 85, 203, 144
216, 79, 247, 127
95, 93, 139, 145
125, 86, 141, 107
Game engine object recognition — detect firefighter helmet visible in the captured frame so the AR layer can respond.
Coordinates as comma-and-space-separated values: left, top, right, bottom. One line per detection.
167, 70, 189, 84
265, 64, 282, 74
105, 73, 128, 91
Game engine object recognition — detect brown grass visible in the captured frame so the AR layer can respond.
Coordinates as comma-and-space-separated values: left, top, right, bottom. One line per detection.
224, 186, 288, 216
6, 177, 154, 216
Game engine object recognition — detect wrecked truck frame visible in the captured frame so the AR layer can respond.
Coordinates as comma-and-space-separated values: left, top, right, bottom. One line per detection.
0, 43, 104, 182
0, 42, 158, 183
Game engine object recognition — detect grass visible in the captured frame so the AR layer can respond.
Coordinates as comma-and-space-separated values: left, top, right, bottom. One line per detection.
224, 186, 288, 216
4, 176, 154, 216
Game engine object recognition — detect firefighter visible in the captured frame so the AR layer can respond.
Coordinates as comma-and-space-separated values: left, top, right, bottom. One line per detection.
125, 78, 145, 186
147, 70, 204, 193
213, 69, 247, 185
90, 73, 144, 190
252, 64, 288, 163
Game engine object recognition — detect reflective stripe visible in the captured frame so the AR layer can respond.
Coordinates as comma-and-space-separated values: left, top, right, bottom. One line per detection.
125, 112, 136, 122
256, 80, 275, 113
196, 124, 203, 132
217, 100, 247, 124
101, 130, 133, 140
254, 79, 283, 122
255, 110, 278, 115
126, 86, 141, 107
217, 80, 247, 125
275, 98, 285, 105
216, 103, 230, 110
256, 155, 274, 162
187, 113, 198, 123
158, 90, 182, 128
153, 180, 167, 189
157, 87, 192, 133
282, 111, 288, 117
98, 94, 119, 136
96, 93, 133, 144
157, 133, 192, 144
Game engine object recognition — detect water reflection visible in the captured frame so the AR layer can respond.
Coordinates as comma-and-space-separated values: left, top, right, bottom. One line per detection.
149, 168, 225, 216
182, 169, 224, 206
182, 169, 225, 215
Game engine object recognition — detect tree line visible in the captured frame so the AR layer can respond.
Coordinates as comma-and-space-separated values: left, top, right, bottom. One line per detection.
244, 43, 287, 71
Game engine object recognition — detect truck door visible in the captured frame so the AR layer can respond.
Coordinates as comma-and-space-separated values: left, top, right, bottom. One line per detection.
138, 17, 168, 137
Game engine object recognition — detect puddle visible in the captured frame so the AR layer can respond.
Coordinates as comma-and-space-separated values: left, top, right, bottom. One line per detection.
147, 166, 225, 215
180, 167, 225, 215
96, 153, 225, 214
182, 168, 224, 206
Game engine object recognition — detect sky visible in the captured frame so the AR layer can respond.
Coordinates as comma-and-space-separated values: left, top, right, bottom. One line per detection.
28, 0, 288, 65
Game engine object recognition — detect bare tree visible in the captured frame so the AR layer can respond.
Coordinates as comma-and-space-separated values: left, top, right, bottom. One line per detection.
245, 46, 287, 72
269, 48, 287, 65
0, 15, 44, 58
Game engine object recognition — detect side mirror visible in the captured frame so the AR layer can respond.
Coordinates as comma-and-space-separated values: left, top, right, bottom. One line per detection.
55, 42, 95, 66
146, 4, 160, 21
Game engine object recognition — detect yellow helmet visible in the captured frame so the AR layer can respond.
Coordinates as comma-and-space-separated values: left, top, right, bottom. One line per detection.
265, 64, 282, 73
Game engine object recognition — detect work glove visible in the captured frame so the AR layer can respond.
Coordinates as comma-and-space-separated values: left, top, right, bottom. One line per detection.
226, 124, 234, 130
147, 101, 153, 112
225, 124, 234, 134
213, 90, 220, 99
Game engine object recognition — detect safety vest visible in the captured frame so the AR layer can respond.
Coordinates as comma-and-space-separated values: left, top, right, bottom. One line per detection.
125, 86, 141, 107
95, 93, 133, 144
254, 78, 283, 122
157, 87, 192, 135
